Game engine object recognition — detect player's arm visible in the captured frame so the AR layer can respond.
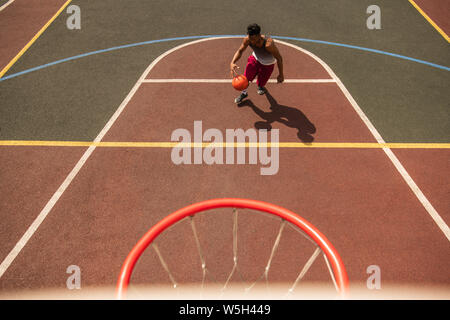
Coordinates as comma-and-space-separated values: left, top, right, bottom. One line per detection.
266, 39, 284, 83
230, 37, 249, 77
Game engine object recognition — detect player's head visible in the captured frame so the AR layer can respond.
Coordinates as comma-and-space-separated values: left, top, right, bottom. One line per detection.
247, 23, 261, 36
247, 23, 263, 46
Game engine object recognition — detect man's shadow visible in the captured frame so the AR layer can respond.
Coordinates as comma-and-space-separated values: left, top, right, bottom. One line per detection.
238, 91, 316, 142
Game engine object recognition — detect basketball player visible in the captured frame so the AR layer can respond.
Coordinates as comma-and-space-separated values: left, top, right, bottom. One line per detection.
230, 23, 284, 103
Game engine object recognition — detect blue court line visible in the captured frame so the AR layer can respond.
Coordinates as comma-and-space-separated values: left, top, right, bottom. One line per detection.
275, 36, 450, 71
0, 34, 448, 82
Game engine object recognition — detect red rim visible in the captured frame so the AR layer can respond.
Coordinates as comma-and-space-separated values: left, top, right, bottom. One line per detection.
116, 198, 349, 299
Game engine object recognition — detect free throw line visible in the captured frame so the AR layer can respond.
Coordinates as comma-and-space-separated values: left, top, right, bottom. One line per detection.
142, 79, 336, 83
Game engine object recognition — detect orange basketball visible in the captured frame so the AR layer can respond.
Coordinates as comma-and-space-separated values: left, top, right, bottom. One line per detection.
232, 74, 249, 91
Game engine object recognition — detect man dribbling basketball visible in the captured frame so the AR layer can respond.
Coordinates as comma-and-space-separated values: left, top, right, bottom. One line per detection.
230, 23, 284, 104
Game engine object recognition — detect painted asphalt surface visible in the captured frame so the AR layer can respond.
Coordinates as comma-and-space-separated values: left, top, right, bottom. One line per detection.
0, 38, 449, 299
0, 1, 448, 298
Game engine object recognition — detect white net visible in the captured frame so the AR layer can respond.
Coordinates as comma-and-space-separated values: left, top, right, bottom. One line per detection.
127, 207, 341, 299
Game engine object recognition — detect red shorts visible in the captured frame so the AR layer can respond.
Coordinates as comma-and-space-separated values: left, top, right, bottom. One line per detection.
244, 55, 275, 88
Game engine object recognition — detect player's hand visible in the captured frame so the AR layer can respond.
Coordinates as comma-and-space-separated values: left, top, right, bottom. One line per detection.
277, 74, 284, 83
230, 64, 239, 77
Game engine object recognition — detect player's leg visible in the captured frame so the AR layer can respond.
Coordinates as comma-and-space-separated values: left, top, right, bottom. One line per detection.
256, 63, 275, 95
235, 55, 258, 103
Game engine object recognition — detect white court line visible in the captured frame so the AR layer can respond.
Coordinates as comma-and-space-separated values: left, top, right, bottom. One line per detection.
0, 0, 14, 12
276, 39, 450, 242
142, 79, 336, 83
0, 37, 216, 279
1, 36, 448, 280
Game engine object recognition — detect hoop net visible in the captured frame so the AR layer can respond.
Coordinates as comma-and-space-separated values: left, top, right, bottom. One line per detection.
116, 198, 349, 299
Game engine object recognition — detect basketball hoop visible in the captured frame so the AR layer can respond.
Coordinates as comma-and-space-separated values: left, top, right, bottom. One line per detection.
116, 198, 349, 299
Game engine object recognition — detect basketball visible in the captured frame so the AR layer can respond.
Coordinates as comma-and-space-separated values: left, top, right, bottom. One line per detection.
232, 74, 249, 91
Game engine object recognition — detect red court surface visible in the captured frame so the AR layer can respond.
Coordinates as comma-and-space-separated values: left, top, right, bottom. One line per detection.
392, 149, 450, 223
103, 83, 376, 144
0, 38, 448, 298
0, 147, 86, 259
147, 38, 331, 80
413, 0, 450, 36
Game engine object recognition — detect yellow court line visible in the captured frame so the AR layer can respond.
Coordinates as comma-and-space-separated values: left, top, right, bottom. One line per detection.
1, 141, 450, 149
408, 0, 450, 42
0, 0, 73, 78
